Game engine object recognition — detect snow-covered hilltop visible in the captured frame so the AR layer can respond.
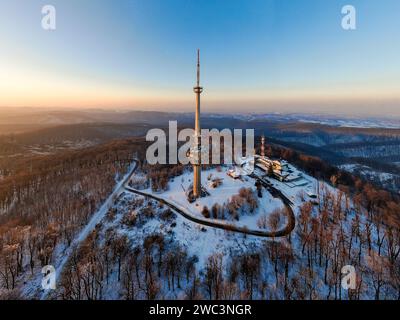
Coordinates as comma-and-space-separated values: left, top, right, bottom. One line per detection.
40, 156, 400, 300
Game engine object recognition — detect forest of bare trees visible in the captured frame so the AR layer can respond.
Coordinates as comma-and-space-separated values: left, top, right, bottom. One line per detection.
202, 187, 258, 221
0, 138, 147, 298
49, 179, 400, 300
1, 137, 400, 300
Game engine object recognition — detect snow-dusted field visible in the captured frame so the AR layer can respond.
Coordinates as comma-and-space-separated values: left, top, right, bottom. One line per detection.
103, 164, 322, 282
18, 162, 138, 300
18, 160, 396, 300
143, 167, 286, 230
108, 192, 267, 286
339, 163, 399, 192
84, 160, 384, 299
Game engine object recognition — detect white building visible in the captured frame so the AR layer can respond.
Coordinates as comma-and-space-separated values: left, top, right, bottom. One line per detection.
255, 155, 302, 182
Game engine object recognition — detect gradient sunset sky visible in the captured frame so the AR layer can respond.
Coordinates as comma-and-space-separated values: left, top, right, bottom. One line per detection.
0, 0, 399, 116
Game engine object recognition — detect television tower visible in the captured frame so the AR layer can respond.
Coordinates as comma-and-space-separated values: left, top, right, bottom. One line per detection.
193, 49, 203, 198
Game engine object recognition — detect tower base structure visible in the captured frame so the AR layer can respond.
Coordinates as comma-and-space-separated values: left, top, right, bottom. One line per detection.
186, 184, 209, 203
193, 164, 201, 198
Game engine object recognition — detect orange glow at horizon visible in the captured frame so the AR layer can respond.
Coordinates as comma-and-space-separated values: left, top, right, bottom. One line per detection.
1, 61, 399, 113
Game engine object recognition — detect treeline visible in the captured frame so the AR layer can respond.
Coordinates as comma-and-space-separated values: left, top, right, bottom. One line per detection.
55, 183, 400, 299
0, 138, 147, 297
202, 187, 258, 221
264, 143, 400, 229
0, 123, 151, 157
350, 157, 400, 175
57, 229, 199, 300
51, 140, 400, 300
143, 163, 185, 192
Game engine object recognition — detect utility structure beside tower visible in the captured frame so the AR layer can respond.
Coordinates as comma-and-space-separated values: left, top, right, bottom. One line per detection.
261, 135, 265, 158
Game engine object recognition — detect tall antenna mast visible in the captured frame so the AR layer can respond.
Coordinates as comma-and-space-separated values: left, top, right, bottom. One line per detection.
192, 49, 203, 199
197, 49, 200, 86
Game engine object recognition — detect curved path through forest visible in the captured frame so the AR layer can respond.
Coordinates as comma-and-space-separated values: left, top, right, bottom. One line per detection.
124, 172, 295, 238
41, 160, 295, 299
40, 161, 138, 300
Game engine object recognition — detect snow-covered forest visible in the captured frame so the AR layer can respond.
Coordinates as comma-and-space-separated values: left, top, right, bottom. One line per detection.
1, 138, 400, 300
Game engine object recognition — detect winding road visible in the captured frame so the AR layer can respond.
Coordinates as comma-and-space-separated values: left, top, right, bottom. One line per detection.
124, 168, 295, 238
41, 160, 295, 299
40, 160, 138, 300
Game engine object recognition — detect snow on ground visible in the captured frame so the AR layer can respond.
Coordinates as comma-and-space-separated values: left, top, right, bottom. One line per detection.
13, 155, 395, 300
102, 191, 266, 288
92, 161, 362, 299
339, 163, 399, 187
40, 159, 390, 299
112, 164, 324, 276
30, 161, 138, 300
26, 140, 97, 156
256, 163, 319, 209
142, 167, 286, 230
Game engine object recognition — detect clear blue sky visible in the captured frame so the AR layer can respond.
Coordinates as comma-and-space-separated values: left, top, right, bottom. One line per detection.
0, 0, 399, 116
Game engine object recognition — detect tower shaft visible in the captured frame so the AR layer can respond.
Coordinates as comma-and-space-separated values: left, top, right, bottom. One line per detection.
193, 49, 203, 198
